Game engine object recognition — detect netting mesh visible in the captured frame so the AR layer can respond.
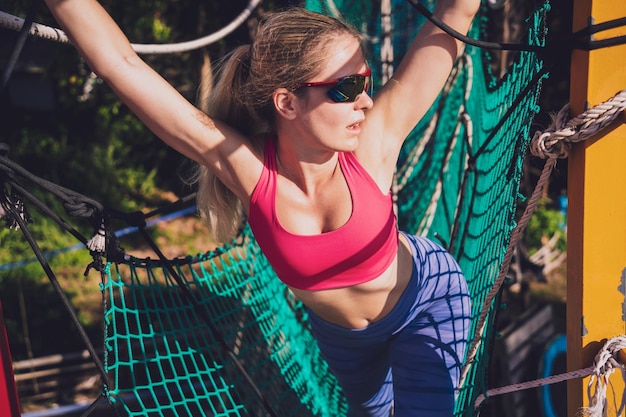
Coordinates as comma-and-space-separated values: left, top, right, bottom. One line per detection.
101, 1, 549, 416
103, 230, 345, 416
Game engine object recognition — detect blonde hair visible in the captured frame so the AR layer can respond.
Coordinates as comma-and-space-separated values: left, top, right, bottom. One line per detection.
194, 8, 363, 243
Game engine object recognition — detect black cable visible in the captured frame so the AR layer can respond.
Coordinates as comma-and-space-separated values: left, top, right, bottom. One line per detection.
0, 148, 104, 218
573, 16, 626, 37
1, 146, 204, 268
579, 35, 626, 51
0, 3, 37, 95
5, 192, 109, 387
6, 180, 90, 244
0, 148, 103, 244
143, 193, 197, 220
80, 395, 111, 417
104, 194, 197, 229
406, 0, 543, 53
407, 0, 626, 55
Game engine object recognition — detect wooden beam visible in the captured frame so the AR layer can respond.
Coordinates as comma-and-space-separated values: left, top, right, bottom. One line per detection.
567, 0, 626, 415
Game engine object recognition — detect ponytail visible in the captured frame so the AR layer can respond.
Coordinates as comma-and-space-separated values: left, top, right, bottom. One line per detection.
193, 45, 265, 244
199, 45, 270, 137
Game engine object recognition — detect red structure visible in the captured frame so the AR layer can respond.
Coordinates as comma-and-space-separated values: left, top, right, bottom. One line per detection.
0, 301, 20, 416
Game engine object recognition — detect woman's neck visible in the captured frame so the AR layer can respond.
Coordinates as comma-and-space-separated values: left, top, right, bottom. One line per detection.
275, 138, 340, 195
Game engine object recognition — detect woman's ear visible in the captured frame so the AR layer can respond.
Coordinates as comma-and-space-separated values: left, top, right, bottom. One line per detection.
273, 88, 298, 120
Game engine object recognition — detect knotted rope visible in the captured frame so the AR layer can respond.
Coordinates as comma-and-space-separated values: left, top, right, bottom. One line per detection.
582, 336, 626, 417
531, 89, 626, 159
475, 335, 626, 416
462, 88, 626, 408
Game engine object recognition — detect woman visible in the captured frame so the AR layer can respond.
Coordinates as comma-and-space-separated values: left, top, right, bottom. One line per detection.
44, 1, 479, 415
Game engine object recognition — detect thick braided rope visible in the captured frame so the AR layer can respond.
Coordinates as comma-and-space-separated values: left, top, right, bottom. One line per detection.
531, 89, 626, 159
459, 156, 558, 389
0, 0, 261, 54
474, 335, 626, 413
393, 53, 473, 233
475, 366, 594, 409
0, 10, 69, 42
462, 88, 626, 394
582, 336, 626, 417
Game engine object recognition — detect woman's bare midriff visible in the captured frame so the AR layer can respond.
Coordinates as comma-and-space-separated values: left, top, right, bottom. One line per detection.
290, 233, 414, 329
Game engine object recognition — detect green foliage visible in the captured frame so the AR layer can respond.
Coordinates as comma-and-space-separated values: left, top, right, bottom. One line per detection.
524, 198, 567, 254
0, 266, 101, 361
152, 15, 173, 41
0, 213, 100, 361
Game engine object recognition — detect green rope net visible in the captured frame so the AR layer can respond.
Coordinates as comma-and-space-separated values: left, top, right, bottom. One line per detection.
101, 1, 549, 415
103, 230, 345, 416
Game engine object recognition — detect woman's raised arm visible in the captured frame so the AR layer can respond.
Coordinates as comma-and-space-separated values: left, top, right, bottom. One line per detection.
382, 0, 479, 134
357, 0, 479, 186
43, 0, 262, 203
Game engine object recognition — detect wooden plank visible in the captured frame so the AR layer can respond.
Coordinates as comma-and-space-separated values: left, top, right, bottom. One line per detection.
13, 350, 102, 407
567, 0, 626, 414
13, 350, 95, 372
15, 362, 97, 383
489, 305, 556, 417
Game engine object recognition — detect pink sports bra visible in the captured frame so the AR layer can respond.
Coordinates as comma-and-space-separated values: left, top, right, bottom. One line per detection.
248, 140, 399, 291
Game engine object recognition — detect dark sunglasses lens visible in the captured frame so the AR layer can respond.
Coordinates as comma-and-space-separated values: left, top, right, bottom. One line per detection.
327, 75, 366, 102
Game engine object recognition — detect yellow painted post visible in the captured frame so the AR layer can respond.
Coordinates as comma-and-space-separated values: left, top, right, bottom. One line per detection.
567, 0, 626, 414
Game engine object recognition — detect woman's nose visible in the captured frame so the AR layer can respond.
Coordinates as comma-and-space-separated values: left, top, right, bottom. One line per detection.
355, 91, 374, 110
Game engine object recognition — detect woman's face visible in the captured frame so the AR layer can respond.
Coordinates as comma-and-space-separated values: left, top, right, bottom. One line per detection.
289, 36, 373, 154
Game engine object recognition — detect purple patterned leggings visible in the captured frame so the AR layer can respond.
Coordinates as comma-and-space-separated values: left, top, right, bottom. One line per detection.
307, 233, 471, 417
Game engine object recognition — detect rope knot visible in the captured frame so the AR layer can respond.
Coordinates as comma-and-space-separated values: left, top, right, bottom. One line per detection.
531, 89, 626, 159
63, 197, 100, 218
582, 335, 626, 417
86, 217, 107, 253
530, 104, 572, 158
1, 188, 32, 229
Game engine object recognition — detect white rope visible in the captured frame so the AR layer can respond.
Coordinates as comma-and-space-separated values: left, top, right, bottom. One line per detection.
380, 0, 394, 84
582, 336, 626, 417
86, 218, 106, 253
531, 89, 626, 159
0, 0, 261, 54
475, 335, 626, 416
0, 10, 69, 43
393, 53, 473, 236
475, 366, 594, 409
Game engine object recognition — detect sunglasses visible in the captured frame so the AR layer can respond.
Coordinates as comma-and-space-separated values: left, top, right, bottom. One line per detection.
297, 68, 372, 103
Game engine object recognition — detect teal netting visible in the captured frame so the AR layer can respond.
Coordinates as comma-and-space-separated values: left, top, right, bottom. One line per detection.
103, 230, 346, 416
101, 1, 549, 416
